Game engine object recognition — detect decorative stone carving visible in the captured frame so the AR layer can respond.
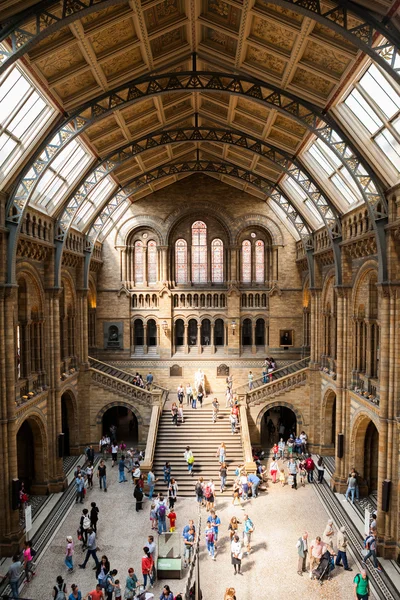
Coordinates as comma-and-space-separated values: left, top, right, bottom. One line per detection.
103, 322, 123, 349
217, 364, 229, 377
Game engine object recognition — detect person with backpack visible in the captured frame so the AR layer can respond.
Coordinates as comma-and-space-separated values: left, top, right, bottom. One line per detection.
204, 479, 215, 511
124, 567, 139, 599
64, 536, 74, 573
79, 509, 91, 549
183, 527, 196, 568
183, 446, 195, 476
141, 547, 154, 589
79, 528, 100, 569
207, 510, 221, 547
362, 533, 382, 571
205, 522, 216, 560
104, 569, 118, 600
353, 569, 370, 599
195, 477, 204, 505
345, 472, 358, 504
53, 575, 67, 599
90, 502, 99, 533
157, 497, 168, 534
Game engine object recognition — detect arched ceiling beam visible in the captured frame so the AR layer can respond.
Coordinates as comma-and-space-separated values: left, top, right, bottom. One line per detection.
79, 159, 315, 288
1, 0, 400, 85
5, 69, 386, 283
56, 126, 341, 243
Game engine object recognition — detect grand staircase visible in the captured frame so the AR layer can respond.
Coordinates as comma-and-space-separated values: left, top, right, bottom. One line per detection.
153, 407, 244, 497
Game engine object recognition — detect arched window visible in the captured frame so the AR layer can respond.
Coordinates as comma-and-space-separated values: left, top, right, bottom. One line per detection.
242, 240, 251, 283
192, 221, 207, 283
134, 241, 144, 284
147, 240, 157, 284
211, 238, 224, 283
255, 240, 265, 283
175, 239, 187, 284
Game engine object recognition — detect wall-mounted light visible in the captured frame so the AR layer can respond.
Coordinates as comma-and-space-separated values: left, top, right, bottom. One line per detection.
231, 320, 236, 335
161, 320, 168, 334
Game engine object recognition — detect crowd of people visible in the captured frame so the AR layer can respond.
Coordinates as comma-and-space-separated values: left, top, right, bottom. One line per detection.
2, 390, 383, 600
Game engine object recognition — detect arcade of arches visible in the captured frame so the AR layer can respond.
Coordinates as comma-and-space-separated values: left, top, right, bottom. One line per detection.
0, 0, 400, 567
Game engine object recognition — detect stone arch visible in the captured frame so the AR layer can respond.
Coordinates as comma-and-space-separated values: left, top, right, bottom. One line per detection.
351, 260, 379, 314
114, 215, 166, 247
16, 410, 48, 493
16, 262, 46, 311
350, 410, 380, 487
165, 201, 235, 245
256, 400, 304, 430
232, 215, 284, 247
321, 388, 337, 449
60, 387, 79, 456
96, 401, 143, 427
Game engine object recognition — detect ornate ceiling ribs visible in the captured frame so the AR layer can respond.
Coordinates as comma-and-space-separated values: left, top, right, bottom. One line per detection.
1, 0, 400, 85
55, 126, 340, 240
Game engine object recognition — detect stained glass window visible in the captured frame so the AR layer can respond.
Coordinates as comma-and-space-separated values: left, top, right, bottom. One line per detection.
255, 240, 265, 283
211, 238, 224, 283
192, 221, 207, 283
147, 240, 157, 284
242, 240, 251, 283
135, 241, 144, 284
175, 239, 187, 284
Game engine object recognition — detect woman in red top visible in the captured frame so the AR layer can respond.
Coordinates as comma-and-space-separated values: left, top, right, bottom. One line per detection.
141, 547, 154, 589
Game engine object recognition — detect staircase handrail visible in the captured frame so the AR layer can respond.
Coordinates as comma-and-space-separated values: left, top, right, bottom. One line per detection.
239, 403, 256, 473
88, 356, 169, 399
234, 357, 311, 394
90, 367, 162, 406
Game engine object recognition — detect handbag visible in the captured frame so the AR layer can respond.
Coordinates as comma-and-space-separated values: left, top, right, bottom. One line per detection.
361, 548, 369, 558
124, 590, 134, 599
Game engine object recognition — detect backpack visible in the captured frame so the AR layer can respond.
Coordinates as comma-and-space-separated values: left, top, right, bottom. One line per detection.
364, 535, 373, 549
187, 454, 195, 465
158, 503, 166, 518
54, 584, 66, 600
195, 482, 203, 497
206, 529, 214, 543
83, 515, 91, 529
204, 485, 212, 499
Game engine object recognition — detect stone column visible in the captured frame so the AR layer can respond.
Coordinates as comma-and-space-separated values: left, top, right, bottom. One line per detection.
210, 321, 215, 354
229, 246, 238, 283
251, 320, 256, 355
143, 323, 148, 354
143, 248, 148, 287
197, 322, 202, 355
184, 323, 189, 355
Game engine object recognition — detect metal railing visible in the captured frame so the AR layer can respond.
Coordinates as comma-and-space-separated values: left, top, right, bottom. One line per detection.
234, 357, 311, 394
185, 506, 202, 600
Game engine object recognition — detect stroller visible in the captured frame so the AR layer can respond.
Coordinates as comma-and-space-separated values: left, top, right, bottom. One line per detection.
313, 550, 335, 585
135, 585, 154, 600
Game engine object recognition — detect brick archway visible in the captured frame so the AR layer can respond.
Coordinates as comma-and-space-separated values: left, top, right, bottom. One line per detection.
16, 411, 48, 494
256, 401, 304, 430
96, 401, 143, 427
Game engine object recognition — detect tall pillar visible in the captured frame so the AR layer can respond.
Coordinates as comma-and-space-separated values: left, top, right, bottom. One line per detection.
210, 321, 215, 354
143, 248, 148, 287
229, 246, 238, 283
197, 322, 202, 355
184, 323, 189, 355
143, 323, 148, 354
251, 320, 256, 355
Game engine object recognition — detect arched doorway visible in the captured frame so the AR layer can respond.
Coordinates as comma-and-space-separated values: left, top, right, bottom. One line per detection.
255, 318, 265, 346
260, 406, 297, 448
242, 318, 252, 347
201, 319, 211, 345
175, 319, 184, 347
134, 319, 144, 346
17, 417, 46, 494
61, 391, 77, 456
102, 406, 139, 446
188, 319, 197, 346
147, 319, 157, 346
364, 421, 379, 493
214, 318, 224, 346
322, 391, 336, 450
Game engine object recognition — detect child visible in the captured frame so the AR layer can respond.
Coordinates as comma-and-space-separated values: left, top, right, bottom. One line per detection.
168, 508, 177, 532
287, 474, 294, 488
299, 463, 307, 487
272, 443, 279, 460
114, 579, 122, 600
232, 491, 244, 509
279, 469, 286, 486
150, 503, 157, 530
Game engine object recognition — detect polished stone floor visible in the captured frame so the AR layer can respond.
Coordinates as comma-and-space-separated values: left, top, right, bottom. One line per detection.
22, 458, 374, 600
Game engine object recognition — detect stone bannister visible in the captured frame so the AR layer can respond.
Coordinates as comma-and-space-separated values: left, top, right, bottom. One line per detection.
236, 357, 310, 406
89, 356, 169, 404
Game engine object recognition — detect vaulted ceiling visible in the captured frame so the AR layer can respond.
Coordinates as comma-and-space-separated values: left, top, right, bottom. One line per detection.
1, 0, 398, 229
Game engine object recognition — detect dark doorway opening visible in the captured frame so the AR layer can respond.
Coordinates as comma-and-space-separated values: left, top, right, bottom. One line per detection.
147, 319, 157, 346
364, 421, 379, 493
61, 394, 71, 456
261, 406, 297, 447
17, 421, 35, 493
214, 319, 224, 346
175, 319, 184, 346
188, 319, 197, 346
242, 318, 252, 346
201, 319, 211, 345
102, 406, 139, 446
134, 319, 144, 346
255, 318, 265, 346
